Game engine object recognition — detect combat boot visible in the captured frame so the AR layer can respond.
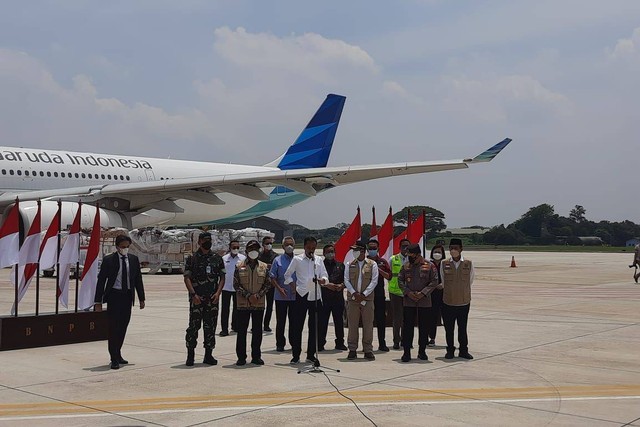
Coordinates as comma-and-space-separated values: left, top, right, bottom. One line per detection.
186, 349, 195, 366
203, 349, 217, 365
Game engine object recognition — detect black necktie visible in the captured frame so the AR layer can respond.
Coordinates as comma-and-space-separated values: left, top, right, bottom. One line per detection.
121, 256, 128, 290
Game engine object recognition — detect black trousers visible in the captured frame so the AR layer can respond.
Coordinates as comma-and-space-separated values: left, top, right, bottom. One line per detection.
220, 290, 237, 332
106, 290, 132, 362
441, 303, 470, 352
235, 309, 264, 361
389, 293, 404, 346
428, 289, 443, 341
275, 300, 295, 348
290, 292, 321, 360
402, 306, 430, 352
263, 287, 275, 329
374, 285, 387, 346
318, 297, 345, 348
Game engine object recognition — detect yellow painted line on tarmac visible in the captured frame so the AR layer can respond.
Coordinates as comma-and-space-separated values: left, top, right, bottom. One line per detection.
1, 384, 639, 418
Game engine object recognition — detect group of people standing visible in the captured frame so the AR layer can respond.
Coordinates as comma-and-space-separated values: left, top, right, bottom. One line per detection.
92, 231, 475, 369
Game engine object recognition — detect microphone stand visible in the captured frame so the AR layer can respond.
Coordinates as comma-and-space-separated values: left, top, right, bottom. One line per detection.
298, 256, 340, 374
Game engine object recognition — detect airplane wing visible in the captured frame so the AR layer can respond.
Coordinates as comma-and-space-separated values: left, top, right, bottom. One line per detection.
0, 138, 511, 212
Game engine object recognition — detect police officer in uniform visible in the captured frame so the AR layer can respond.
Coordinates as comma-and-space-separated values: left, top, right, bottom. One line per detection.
183, 232, 225, 366
234, 240, 272, 366
398, 244, 439, 362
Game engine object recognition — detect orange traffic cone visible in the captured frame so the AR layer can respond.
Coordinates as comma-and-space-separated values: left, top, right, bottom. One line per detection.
510, 256, 517, 268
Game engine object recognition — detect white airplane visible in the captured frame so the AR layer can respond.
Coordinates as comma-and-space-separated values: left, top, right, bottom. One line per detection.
0, 94, 512, 231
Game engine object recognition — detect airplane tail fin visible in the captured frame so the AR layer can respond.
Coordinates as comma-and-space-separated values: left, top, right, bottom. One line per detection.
265, 94, 346, 170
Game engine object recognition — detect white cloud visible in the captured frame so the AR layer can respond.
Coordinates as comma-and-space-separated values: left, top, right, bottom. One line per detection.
609, 27, 640, 59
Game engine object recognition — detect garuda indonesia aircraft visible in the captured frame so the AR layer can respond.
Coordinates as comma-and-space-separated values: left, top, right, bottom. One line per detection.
0, 94, 511, 231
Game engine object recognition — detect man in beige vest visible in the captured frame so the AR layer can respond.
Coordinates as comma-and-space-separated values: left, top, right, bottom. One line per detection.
233, 240, 271, 366
440, 238, 475, 360
344, 240, 379, 360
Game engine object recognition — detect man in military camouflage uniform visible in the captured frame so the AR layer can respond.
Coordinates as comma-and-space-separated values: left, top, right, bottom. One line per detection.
183, 232, 225, 366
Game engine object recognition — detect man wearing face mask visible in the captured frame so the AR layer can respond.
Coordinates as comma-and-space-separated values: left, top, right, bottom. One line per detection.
183, 232, 225, 366
269, 236, 297, 352
94, 235, 145, 370
318, 244, 348, 352
220, 240, 245, 336
283, 236, 329, 364
367, 238, 392, 352
398, 244, 439, 362
258, 236, 278, 332
344, 240, 379, 361
428, 245, 446, 346
440, 238, 475, 360
388, 238, 410, 350
233, 240, 272, 366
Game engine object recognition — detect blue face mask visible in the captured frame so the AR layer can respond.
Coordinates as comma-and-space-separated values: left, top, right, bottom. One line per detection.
368, 249, 378, 257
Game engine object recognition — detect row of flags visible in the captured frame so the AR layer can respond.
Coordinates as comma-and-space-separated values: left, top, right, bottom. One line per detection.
0, 199, 101, 315
333, 206, 426, 263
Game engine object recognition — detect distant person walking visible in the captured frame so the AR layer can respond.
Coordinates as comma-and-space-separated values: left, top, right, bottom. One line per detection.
632, 244, 640, 283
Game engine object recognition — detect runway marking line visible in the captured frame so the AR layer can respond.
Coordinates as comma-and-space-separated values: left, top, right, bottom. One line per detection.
1, 384, 640, 417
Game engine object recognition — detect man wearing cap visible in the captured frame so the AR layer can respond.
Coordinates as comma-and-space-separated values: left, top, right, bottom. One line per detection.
388, 238, 410, 350
258, 236, 278, 332
398, 244, 439, 362
183, 232, 225, 366
367, 238, 392, 352
344, 240, 379, 361
283, 236, 329, 364
440, 238, 475, 360
233, 240, 272, 366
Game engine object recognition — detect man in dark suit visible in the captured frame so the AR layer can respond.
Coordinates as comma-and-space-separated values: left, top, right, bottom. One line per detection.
94, 235, 146, 369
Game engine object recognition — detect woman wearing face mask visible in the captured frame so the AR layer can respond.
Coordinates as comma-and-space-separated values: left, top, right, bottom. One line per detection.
428, 245, 446, 346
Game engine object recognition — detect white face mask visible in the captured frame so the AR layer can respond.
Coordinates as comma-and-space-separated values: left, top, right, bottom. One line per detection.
118, 247, 129, 256
352, 250, 362, 259
230, 248, 239, 255
248, 250, 259, 260
264, 244, 272, 250
432, 252, 443, 261
450, 249, 461, 258
284, 245, 294, 254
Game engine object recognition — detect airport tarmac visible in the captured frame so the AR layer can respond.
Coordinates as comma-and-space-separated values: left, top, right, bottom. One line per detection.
0, 250, 639, 426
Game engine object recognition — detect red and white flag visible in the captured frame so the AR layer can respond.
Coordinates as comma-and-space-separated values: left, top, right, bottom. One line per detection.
370, 206, 378, 238
408, 211, 425, 252
334, 207, 361, 263
58, 205, 81, 308
377, 207, 394, 261
10, 202, 42, 314
78, 209, 100, 310
393, 212, 411, 255
39, 205, 61, 270
0, 201, 20, 269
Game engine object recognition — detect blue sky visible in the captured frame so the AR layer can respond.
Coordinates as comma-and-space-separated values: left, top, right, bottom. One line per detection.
1, 1, 639, 228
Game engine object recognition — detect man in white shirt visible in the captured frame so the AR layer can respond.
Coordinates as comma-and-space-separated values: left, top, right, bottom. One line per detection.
283, 236, 329, 364
344, 240, 379, 361
220, 240, 246, 336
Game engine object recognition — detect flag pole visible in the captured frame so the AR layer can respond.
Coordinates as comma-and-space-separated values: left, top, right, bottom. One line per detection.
74, 201, 82, 313
422, 209, 427, 258
55, 200, 61, 315
36, 199, 41, 316
14, 197, 19, 317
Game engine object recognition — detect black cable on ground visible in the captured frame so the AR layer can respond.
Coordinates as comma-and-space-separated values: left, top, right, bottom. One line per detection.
322, 371, 377, 427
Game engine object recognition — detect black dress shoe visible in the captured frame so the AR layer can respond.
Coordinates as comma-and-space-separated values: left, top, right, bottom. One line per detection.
364, 352, 375, 360
264, 326, 272, 332
392, 343, 400, 350
318, 346, 325, 352
401, 352, 411, 362
335, 343, 348, 351
378, 345, 390, 352
445, 350, 455, 359
417, 352, 428, 361
251, 358, 265, 365
118, 358, 129, 364
219, 330, 229, 337
236, 359, 246, 366
459, 351, 474, 360
290, 357, 300, 364
110, 361, 120, 370
276, 346, 285, 352
347, 350, 357, 360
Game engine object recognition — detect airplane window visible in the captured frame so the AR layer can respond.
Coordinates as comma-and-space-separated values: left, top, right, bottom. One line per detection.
54, 172, 58, 177
87, 173, 92, 179
75, 173, 79, 178
40, 171, 44, 177
61, 172, 65, 178
107, 174, 112, 179
126, 176, 130, 181
1, 169, 5, 175
17, 170, 22, 176
9, 170, 14, 175
25, 170, 30, 176
101, 174, 105, 179
47, 171, 51, 177
119, 175, 123, 180
81, 173, 85, 178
